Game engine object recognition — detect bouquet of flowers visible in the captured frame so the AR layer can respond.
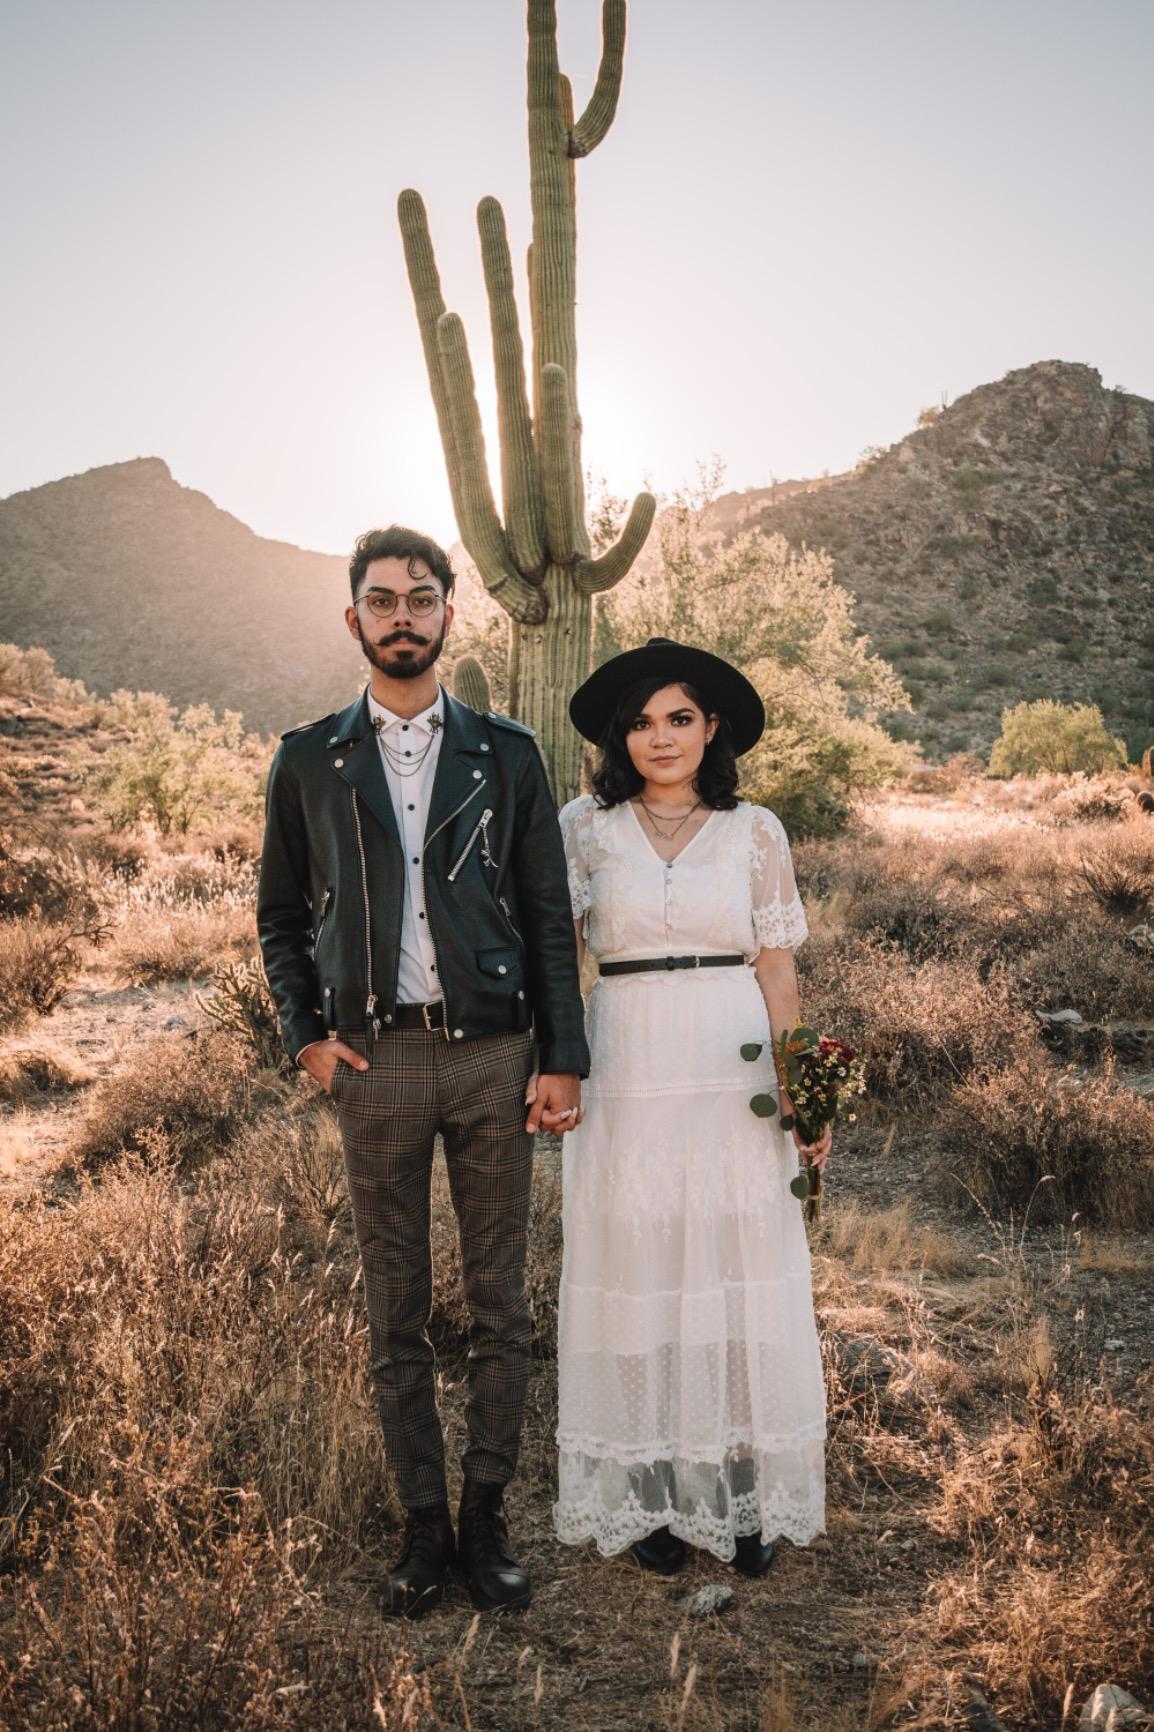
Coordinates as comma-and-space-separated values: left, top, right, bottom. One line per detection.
740, 1025, 865, 1222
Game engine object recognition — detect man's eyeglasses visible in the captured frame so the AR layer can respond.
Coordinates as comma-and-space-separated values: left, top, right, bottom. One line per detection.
355, 586, 445, 619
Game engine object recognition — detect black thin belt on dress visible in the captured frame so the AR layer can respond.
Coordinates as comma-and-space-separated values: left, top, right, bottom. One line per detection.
598, 954, 747, 977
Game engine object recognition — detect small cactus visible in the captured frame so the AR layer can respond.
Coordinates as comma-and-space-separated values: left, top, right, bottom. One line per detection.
451, 655, 493, 714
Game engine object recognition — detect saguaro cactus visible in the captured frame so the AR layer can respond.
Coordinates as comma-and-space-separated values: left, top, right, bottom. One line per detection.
399, 0, 655, 804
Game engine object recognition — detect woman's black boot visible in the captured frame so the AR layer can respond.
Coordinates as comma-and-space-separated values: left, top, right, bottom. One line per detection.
630, 1526, 687, 1575
732, 1533, 775, 1577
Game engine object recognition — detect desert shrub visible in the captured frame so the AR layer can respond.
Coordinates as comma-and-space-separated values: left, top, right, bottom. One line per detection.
0, 821, 108, 925
938, 1056, 1154, 1226
989, 700, 1128, 777
1079, 849, 1154, 919
1051, 775, 1134, 823
1018, 928, 1154, 1020
0, 642, 88, 703
930, 1373, 1154, 1723
92, 692, 267, 835
69, 1030, 267, 1169
0, 915, 104, 1032
800, 936, 1036, 1105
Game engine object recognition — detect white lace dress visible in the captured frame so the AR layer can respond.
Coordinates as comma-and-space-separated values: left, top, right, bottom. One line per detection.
553, 797, 826, 1560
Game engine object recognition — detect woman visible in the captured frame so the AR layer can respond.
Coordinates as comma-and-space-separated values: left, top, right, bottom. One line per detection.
551, 638, 830, 1576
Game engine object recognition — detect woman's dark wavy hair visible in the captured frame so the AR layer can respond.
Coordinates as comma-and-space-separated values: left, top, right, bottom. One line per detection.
591, 675, 740, 810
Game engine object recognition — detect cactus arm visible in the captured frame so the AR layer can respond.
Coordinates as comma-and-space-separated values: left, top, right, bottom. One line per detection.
477, 196, 546, 580
576, 490, 656, 594
397, 190, 467, 524
539, 364, 586, 563
436, 312, 547, 624
569, 0, 626, 158
528, 0, 577, 393
451, 654, 493, 713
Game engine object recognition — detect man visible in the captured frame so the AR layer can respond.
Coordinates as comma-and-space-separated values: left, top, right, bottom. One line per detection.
258, 524, 588, 1618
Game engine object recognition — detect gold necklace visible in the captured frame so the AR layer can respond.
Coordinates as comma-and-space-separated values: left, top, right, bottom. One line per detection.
637, 796, 702, 841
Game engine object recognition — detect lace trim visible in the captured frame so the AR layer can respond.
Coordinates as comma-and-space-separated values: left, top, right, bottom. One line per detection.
554, 1472, 825, 1560
752, 898, 809, 951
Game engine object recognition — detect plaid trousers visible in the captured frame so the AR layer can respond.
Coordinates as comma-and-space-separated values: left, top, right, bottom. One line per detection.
330, 1026, 536, 1510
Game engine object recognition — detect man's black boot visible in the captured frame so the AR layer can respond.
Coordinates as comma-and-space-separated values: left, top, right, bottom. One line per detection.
457, 1481, 531, 1612
382, 1503, 456, 1618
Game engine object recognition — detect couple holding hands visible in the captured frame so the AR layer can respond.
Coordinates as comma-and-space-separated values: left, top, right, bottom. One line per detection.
257, 523, 829, 1618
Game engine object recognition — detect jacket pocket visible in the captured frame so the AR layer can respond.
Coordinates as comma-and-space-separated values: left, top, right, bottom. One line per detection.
476, 947, 522, 988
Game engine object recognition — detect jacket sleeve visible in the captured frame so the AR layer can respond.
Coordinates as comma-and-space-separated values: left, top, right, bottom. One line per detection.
511, 746, 591, 1078
257, 742, 326, 1063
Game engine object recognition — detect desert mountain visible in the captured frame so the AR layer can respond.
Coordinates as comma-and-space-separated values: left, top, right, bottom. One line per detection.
708, 361, 1154, 760
0, 459, 361, 735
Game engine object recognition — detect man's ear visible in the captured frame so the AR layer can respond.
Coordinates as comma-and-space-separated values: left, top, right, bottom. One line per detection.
345, 605, 361, 640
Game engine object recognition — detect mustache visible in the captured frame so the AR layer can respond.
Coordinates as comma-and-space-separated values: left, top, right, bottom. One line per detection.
377, 631, 428, 647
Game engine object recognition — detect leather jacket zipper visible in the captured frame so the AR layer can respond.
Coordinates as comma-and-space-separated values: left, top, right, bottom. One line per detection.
498, 894, 524, 946
423, 781, 486, 1034
447, 808, 494, 881
313, 887, 332, 950
350, 791, 381, 1036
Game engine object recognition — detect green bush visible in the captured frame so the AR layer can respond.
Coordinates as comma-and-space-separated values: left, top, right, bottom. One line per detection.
94, 695, 268, 835
988, 700, 1129, 777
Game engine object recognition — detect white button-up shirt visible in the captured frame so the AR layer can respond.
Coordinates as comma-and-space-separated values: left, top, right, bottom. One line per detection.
367, 684, 445, 1005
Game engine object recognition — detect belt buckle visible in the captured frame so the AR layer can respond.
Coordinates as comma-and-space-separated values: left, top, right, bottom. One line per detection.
693, 954, 701, 968
421, 1002, 438, 1032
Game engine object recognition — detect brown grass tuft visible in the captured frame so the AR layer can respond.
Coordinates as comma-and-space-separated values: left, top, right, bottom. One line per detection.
938, 1055, 1154, 1227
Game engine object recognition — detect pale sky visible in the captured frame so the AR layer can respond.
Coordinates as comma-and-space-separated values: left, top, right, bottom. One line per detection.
2, 0, 1152, 554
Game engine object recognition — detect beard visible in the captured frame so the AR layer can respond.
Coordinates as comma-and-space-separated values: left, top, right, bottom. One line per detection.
356, 620, 447, 681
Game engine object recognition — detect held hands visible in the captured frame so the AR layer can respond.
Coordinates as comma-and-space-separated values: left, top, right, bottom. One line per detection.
298, 1039, 369, 1094
524, 1072, 585, 1135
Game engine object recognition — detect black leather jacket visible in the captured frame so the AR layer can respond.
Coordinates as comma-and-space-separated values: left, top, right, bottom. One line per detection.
257, 688, 590, 1076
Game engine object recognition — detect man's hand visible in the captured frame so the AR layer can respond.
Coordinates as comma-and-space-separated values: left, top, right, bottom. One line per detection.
524, 1072, 583, 1135
298, 1039, 370, 1095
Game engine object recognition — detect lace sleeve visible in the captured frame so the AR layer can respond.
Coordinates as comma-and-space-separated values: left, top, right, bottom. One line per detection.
558, 796, 594, 922
749, 805, 808, 951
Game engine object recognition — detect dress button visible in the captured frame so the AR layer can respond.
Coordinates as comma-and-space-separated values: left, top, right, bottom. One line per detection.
334, 758, 344, 769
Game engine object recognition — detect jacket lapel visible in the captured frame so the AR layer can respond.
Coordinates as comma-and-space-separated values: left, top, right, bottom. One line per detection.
327, 690, 402, 851
424, 691, 491, 845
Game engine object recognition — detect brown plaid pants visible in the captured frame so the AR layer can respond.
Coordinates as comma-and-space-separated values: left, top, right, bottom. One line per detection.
330, 1025, 536, 1511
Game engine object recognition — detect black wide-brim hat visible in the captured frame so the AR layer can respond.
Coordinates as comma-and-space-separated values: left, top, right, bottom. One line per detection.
569, 638, 766, 756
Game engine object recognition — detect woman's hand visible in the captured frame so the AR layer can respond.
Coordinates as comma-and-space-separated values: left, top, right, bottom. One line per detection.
793, 1122, 832, 1172
780, 1091, 832, 1171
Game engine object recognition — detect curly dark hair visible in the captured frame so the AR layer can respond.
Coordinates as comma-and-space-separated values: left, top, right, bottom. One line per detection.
591, 675, 740, 810
349, 525, 456, 599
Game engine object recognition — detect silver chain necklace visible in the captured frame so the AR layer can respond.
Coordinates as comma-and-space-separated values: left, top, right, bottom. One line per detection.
637, 796, 702, 841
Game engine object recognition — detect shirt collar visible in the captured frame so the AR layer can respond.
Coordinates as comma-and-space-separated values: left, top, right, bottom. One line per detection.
367, 684, 446, 738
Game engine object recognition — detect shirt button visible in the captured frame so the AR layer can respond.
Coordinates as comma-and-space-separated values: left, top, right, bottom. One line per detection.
402, 724, 409, 731
407, 803, 415, 811
418, 911, 426, 919
412, 856, 420, 865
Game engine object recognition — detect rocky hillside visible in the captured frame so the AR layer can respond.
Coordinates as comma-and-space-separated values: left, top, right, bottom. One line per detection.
0, 459, 360, 734
711, 361, 1154, 761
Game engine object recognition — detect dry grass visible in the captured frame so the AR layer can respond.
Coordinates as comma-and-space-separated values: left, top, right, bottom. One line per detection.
0, 915, 97, 1032
938, 1054, 1154, 1227
106, 875, 256, 985
821, 1199, 970, 1277
0, 1038, 95, 1104
67, 1028, 274, 1170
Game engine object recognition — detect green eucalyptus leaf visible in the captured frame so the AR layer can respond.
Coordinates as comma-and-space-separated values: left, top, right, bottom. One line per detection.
780, 1114, 796, 1132
792, 1026, 817, 1047
789, 1174, 810, 1200
740, 1043, 764, 1062
750, 1093, 778, 1119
